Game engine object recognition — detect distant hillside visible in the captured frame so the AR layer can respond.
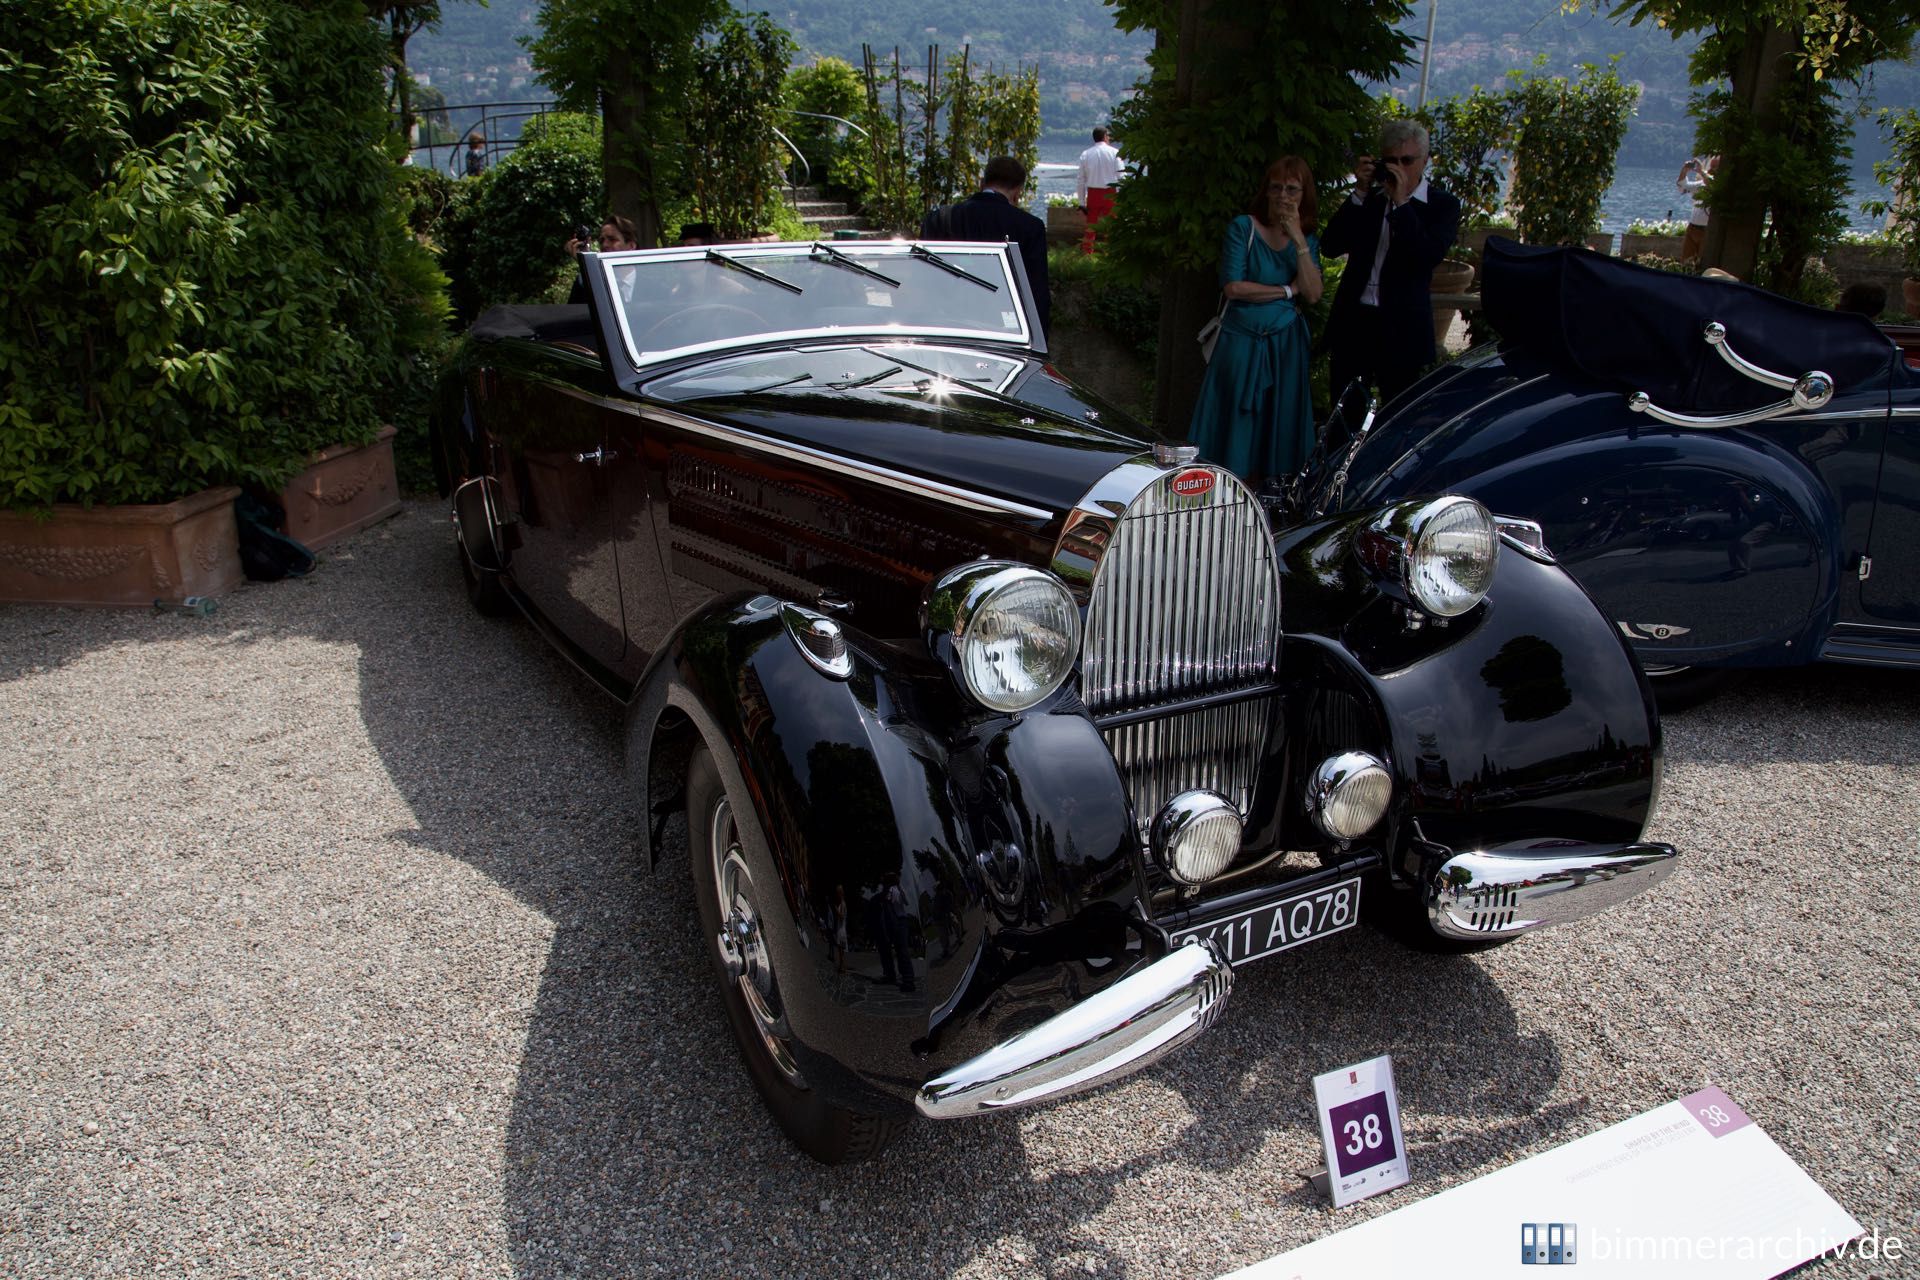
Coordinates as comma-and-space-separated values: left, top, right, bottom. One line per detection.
405, 1, 1915, 171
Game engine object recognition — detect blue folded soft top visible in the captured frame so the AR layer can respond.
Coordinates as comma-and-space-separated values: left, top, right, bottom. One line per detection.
1481, 236, 1907, 412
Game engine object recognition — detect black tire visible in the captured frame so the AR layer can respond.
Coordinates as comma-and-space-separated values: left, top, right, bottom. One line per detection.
686, 744, 907, 1164
1363, 878, 1517, 955
1643, 664, 1730, 713
456, 535, 514, 617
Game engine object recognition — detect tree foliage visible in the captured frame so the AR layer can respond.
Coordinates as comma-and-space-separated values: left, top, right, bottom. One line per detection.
684, 16, 796, 239
784, 56, 868, 191
1507, 59, 1640, 246
0, 0, 449, 510
1582, 0, 1920, 290
436, 112, 603, 319
853, 48, 1042, 234
1866, 106, 1920, 275
528, 0, 728, 247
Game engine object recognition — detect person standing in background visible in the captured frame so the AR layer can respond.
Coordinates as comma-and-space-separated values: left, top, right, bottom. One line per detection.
1188, 156, 1324, 489
1321, 119, 1461, 407
1076, 126, 1123, 254
1678, 155, 1717, 264
463, 132, 488, 179
923, 156, 1050, 337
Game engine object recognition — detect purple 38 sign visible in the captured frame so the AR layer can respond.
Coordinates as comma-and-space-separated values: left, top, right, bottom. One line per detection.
1329, 1090, 1400, 1177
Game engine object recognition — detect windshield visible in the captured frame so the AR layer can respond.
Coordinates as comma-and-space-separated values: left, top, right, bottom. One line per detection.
648, 343, 1027, 402
595, 243, 1031, 366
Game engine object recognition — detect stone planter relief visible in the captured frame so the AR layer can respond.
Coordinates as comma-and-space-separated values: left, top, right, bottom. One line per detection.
0, 485, 244, 608
278, 424, 401, 551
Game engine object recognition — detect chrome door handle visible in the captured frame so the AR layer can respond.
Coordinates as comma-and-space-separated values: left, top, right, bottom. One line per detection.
1627, 321, 1833, 429
573, 447, 618, 464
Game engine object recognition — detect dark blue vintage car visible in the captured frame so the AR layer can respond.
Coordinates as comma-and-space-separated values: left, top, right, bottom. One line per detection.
435, 239, 1677, 1164
1304, 238, 1920, 703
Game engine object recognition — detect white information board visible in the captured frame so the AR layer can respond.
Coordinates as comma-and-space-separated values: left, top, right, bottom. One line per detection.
1310, 1055, 1410, 1207
1227, 1087, 1870, 1279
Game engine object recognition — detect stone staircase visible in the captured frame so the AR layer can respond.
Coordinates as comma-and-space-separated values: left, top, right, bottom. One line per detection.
789, 185, 884, 239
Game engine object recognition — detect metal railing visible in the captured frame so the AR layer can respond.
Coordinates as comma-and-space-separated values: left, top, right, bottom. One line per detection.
399, 99, 559, 178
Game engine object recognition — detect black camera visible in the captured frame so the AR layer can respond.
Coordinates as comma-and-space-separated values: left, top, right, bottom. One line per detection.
573, 223, 592, 245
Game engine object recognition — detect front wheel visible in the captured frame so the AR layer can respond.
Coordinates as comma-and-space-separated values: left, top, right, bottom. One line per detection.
686, 744, 906, 1164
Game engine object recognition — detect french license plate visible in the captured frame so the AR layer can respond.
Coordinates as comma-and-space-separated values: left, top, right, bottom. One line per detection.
1171, 876, 1362, 966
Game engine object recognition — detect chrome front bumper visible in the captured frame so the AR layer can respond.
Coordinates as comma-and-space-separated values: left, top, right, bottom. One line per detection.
1426, 839, 1678, 941
915, 939, 1232, 1119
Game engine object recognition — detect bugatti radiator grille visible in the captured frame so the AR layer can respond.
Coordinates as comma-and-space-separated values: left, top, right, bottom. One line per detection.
1079, 465, 1281, 839
1102, 696, 1276, 843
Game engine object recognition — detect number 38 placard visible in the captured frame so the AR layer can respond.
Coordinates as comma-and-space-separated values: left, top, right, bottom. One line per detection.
1311, 1054, 1410, 1207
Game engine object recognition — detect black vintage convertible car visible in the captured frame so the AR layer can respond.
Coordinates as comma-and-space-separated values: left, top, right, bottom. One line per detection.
1303, 238, 1920, 703
433, 239, 1677, 1163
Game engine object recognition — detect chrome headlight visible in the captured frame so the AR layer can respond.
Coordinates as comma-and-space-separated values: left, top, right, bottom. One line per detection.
924, 562, 1081, 713
1305, 752, 1391, 840
1151, 791, 1242, 886
1360, 495, 1498, 618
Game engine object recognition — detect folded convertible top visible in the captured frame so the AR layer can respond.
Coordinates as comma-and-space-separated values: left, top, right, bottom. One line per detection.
1481, 237, 1904, 412
469, 303, 596, 346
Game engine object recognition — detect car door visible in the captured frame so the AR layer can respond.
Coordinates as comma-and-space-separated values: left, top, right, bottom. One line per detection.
485, 341, 629, 681
1857, 394, 1920, 625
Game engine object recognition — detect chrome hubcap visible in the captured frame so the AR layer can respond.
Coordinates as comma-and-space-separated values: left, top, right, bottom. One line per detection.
709, 795, 803, 1085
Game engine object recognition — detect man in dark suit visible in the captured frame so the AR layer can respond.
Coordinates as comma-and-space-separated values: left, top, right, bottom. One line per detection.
921, 155, 1050, 337
1321, 120, 1462, 407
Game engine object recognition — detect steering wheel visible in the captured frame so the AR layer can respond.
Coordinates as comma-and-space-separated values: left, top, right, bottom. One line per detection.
641, 304, 764, 347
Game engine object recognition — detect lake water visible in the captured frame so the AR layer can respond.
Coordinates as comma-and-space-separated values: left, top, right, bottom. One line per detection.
1031, 146, 1888, 236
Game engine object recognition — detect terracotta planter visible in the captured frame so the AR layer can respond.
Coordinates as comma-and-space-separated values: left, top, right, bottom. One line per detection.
1046, 205, 1087, 249
1904, 277, 1920, 318
279, 425, 401, 551
0, 485, 243, 608
1431, 259, 1478, 344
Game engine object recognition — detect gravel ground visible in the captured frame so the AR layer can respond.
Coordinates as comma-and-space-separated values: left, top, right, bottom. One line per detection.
2, 500, 1915, 1279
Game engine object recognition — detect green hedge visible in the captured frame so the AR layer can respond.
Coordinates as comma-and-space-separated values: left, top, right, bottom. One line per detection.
0, 0, 448, 510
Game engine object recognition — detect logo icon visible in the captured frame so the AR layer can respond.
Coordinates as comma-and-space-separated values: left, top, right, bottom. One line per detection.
1171, 468, 1215, 499
1618, 620, 1692, 642
1521, 1223, 1577, 1265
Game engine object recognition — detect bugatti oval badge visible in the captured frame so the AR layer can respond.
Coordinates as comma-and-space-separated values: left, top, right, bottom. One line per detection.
1171, 468, 1215, 498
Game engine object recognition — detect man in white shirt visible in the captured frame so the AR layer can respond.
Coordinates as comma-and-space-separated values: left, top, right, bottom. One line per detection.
1320, 119, 1462, 406
1076, 127, 1122, 253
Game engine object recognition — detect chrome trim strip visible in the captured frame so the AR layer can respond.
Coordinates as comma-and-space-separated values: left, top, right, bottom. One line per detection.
1704, 320, 1799, 390
1892, 406, 1920, 420
595, 401, 1053, 522
1425, 839, 1678, 940
915, 938, 1231, 1118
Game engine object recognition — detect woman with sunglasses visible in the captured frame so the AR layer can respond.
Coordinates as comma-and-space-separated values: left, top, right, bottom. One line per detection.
1188, 155, 1325, 489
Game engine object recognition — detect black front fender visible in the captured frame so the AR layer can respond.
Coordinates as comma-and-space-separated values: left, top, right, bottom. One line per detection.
1278, 515, 1661, 876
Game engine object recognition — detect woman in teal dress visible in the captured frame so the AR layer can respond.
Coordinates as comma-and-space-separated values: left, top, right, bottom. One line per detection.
1189, 156, 1324, 486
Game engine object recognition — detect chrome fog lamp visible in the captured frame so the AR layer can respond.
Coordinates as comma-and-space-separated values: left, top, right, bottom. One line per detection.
1361, 496, 1498, 618
1305, 751, 1391, 840
1151, 791, 1243, 886
924, 562, 1081, 713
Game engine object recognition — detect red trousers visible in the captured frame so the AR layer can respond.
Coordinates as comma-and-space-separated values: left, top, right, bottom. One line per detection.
1082, 187, 1116, 253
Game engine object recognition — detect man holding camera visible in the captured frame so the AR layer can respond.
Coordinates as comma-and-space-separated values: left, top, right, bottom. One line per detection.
1321, 120, 1462, 407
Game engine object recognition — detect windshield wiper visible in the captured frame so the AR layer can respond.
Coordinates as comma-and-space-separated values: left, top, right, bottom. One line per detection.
827, 365, 903, 390
743, 372, 813, 395
810, 242, 899, 287
908, 244, 999, 292
705, 248, 802, 294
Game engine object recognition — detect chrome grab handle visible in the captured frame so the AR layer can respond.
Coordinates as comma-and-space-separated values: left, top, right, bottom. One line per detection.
572, 447, 618, 464
1627, 321, 1833, 429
